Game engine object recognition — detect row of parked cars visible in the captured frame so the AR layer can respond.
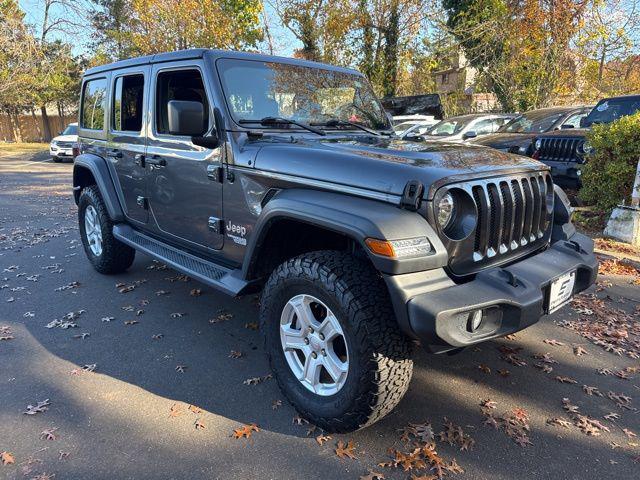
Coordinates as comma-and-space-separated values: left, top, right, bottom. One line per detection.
392, 94, 640, 188
53, 90, 639, 191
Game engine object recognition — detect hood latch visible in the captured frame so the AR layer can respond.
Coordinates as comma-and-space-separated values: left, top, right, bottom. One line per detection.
400, 180, 424, 211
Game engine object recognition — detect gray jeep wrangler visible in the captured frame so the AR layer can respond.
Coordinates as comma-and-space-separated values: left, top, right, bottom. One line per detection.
73, 49, 598, 432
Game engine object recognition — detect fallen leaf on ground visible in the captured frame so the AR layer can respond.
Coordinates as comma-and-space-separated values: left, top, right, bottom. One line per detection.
272, 399, 282, 410
169, 404, 183, 418
547, 418, 572, 428
316, 434, 331, 445
175, 365, 187, 373
477, 364, 490, 374
245, 322, 259, 330
555, 375, 578, 384
583, 385, 603, 396
24, 399, 50, 415
190, 289, 202, 296
573, 346, 588, 356
543, 339, 565, 346
40, 428, 58, 440
188, 404, 203, 414
623, 428, 637, 438
335, 440, 357, 459
229, 350, 243, 358
1, 451, 15, 465
194, 418, 205, 430
232, 423, 259, 439
243, 374, 272, 385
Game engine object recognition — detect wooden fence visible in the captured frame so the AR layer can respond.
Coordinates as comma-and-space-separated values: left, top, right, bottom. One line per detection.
0, 111, 77, 143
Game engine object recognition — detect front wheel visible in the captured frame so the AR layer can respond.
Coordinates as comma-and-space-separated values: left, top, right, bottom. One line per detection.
260, 251, 413, 432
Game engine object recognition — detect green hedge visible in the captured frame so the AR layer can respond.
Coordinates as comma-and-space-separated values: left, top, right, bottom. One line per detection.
580, 112, 640, 213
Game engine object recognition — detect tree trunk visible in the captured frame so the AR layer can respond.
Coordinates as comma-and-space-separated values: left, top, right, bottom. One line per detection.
40, 105, 52, 142
31, 108, 43, 140
382, 3, 400, 97
10, 112, 23, 143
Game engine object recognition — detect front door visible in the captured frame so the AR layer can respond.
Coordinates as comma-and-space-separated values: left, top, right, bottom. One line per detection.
107, 67, 149, 225
145, 63, 224, 252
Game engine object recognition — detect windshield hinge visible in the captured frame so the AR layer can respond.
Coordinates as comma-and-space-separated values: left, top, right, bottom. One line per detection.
400, 180, 424, 211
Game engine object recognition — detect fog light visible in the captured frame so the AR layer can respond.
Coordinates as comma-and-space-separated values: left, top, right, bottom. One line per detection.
467, 310, 483, 332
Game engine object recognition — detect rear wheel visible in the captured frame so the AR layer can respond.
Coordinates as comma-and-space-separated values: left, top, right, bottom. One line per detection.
260, 251, 413, 432
78, 186, 135, 274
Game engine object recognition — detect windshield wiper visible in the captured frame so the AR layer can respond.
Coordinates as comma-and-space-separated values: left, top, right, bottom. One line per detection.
238, 117, 325, 136
313, 118, 382, 136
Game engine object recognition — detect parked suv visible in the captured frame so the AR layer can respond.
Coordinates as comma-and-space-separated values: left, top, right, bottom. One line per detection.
531, 95, 640, 188
50, 122, 78, 162
73, 49, 597, 432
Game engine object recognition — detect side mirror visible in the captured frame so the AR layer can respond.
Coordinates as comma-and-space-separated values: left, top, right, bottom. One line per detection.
579, 117, 587, 128
463, 130, 477, 140
168, 100, 205, 136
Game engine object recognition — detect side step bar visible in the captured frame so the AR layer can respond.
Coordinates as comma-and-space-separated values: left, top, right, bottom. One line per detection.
113, 224, 249, 296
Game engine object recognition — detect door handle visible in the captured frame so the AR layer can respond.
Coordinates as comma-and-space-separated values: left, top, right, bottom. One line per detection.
106, 149, 123, 159
134, 154, 145, 167
146, 155, 166, 167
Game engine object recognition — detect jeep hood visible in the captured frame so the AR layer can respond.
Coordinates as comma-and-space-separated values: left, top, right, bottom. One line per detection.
252, 136, 546, 200
537, 128, 589, 139
470, 132, 536, 150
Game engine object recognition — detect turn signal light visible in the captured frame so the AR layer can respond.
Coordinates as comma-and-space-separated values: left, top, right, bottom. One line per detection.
365, 237, 432, 258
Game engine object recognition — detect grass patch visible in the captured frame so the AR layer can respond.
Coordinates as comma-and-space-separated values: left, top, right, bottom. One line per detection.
0, 142, 49, 156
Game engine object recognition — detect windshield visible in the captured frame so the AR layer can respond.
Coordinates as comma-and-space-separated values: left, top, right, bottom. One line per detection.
498, 111, 564, 134
216, 59, 389, 131
582, 97, 640, 127
425, 117, 473, 137
62, 124, 78, 136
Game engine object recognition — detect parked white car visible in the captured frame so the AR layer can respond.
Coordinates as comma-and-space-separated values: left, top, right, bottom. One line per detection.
394, 117, 439, 136
49, 122, 78, 162
421, 114, 514, 143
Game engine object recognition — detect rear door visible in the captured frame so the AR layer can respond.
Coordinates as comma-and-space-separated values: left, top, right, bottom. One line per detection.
107, 66, 150, 225
145, 62, 224, 252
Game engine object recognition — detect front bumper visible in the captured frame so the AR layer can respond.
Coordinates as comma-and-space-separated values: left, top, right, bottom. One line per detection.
542, 160, 582, 188
50, 147, 73, 157
386, 232, 597, 353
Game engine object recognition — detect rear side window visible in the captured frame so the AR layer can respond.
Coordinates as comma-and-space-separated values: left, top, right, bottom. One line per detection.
113, 74, 145, 132
155, 69, 209, 135
81, 78, 107, 130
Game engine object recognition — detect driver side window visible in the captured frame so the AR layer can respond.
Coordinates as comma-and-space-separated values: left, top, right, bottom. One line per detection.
155, 69, 209, 135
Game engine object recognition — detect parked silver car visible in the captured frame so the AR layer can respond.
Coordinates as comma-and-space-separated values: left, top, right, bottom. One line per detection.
419, 114, 514, 142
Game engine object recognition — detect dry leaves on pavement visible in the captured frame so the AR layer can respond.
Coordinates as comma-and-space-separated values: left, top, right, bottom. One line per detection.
24, 399, 50, 415
1, 451, 15, 465
232, 423, 259, 439
335, 440, 357, 459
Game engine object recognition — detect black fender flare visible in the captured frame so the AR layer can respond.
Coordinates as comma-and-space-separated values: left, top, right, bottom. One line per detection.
73, 154, 125, 222
242, 188, 448, 277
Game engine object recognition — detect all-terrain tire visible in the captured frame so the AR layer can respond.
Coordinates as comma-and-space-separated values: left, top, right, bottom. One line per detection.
260, 251, 413, 432
78, 185, 135, 274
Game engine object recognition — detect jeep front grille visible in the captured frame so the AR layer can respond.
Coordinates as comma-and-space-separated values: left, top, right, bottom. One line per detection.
435, 171, 553, 276
538, 137, 582, 163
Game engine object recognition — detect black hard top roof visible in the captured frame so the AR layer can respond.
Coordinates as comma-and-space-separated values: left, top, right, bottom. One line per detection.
83, 48, 363, 77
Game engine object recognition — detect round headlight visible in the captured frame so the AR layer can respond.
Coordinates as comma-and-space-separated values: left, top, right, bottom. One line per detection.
534, 139, 541, 150
438, 193, 455, 229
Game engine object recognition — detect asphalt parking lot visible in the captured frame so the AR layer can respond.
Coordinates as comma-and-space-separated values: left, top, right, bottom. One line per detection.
1, 148, 639, 480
